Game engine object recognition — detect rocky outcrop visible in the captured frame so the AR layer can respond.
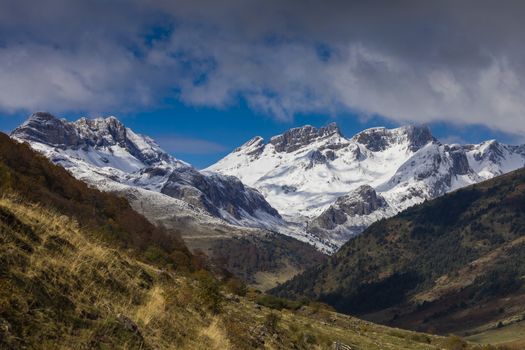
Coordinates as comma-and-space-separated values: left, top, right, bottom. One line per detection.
447, 146, 471, 175
309, 186, 388, 230
353, 125, 434, 152
161, 168, 280, 220
269, 122, 342, 153
11, 112, 81, 148
404, 125, 435, 152
234, 136, 265, 157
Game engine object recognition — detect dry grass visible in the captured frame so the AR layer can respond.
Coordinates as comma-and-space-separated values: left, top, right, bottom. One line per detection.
0, 195, 207, 349
199, 318, 232, 350
135, 286, 165, 326
0, 194, 488, 349
466, 321, 525, 348
252, 261, 302, 291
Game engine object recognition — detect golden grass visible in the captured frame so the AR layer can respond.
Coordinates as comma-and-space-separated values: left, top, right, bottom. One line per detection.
0, 193, 490, 349
135, 286, 165, 326
199, 318, 232, 350
252, 261, 302, 291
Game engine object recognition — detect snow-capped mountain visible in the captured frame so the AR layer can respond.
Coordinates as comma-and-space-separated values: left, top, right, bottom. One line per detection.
12, 113, 525, 252
11, 112, 285, 232
207, 123, 525, 247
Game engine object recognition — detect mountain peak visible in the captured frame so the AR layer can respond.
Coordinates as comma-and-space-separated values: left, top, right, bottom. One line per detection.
12, 112, 78, 148
27, 111, 58, 122
269, 122, 343, 153
322, 122, 342, 136
234, 136, 265, 156
401, 125, 435, 151
12, 113, 171, 166
74, 115, 129, 148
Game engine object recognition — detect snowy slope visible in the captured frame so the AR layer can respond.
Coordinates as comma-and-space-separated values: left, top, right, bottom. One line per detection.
207, 123, 525, 247
11, 112, 291, 236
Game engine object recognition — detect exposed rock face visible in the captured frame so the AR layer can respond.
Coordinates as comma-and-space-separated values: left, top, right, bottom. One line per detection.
162, 168, 280, 220
325, 149, 337, 161
447, 146, 471, 176
309, 207, 348, 231
269, 122, 342, 153
12, 112, 81, 148
405, 125, 435, 152
336, 185, 387, 216
354, 128, 390, 152
235, 136, 265, 157
309, 186, 388, 230
470, 140, 512, 165
306, 150, 328, 169
353, 125, 434, 152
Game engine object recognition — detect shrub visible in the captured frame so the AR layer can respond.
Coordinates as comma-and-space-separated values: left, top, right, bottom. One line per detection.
443, 335, 467, 350
264, 312, 280, 333
410, 333, 431, 344
195, 270, 223, 314
256, 294, 305, 311
225, 277, 247, 297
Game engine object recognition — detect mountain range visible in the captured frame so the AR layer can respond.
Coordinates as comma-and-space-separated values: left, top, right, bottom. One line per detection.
12, 113, 525, 253
11, 112, 283, 229
209, 123, 525, 248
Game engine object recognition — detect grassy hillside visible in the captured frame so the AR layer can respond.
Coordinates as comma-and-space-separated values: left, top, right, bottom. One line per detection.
0, 131, 494, 349
0, 133, 192, 269
8, 130, 326, 289
1, 194, 503, 349
272, 167, 525, 338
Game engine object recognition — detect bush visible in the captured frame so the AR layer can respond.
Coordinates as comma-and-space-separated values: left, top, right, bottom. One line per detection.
225, 277, 247, 297
195, 271, 223, 314
443, 335, 467, 350
264, 312, 280, 333
144, 246, 169, 265
256, 294, 305, 311
410, 333, 431, 344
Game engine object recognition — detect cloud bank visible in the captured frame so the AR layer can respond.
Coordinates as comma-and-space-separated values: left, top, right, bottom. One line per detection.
1, 0, 525, 134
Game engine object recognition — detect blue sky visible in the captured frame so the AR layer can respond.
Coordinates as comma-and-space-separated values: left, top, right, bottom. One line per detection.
1, 1, 525, 168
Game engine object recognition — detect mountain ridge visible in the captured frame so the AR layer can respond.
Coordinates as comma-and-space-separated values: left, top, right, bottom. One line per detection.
208, 122, 525, 248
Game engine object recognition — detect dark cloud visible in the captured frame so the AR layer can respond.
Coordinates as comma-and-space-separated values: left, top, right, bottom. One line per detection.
1, 0, 525, 134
